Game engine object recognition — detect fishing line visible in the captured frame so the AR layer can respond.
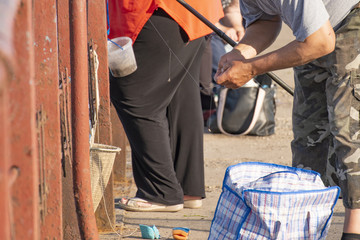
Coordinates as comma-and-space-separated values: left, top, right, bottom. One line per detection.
168, 48, 172, 82
148, 18, 207, 90
148, 18, 215, 131
176, 0, 294, 96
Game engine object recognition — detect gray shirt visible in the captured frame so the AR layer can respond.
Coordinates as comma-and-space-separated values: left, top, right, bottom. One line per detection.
240, 0, 359, 41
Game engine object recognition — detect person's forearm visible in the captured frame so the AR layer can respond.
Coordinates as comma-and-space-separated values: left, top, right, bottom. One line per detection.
214, 19, 335, 89
246, 20, 336, 76
215, 0, 244, 41
223, 0, 239, 14
219, 11, 243, 30
233, 17, 282, 59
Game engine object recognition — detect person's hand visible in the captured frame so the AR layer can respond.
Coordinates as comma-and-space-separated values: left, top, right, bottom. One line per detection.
221, 14, 245, 42
219, 0, 245, 43
214, 49, 255, 89
223, 26, 244, 43
215, 14, 245, 43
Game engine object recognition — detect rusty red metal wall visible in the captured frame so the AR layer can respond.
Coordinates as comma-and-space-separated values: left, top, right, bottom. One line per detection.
0, 0, 119, 239
70, 0, 100, 238
87, 0, 116, 231
33, 0, 63, 238
10, 0, 40, 239
56, 0, 83, 238
0, 0, 20, 238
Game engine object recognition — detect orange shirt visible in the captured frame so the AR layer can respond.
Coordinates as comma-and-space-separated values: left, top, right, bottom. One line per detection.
107, 0, 224, 43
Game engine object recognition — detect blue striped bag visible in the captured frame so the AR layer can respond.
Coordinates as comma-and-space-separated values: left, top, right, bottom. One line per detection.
208, 162, 340, 240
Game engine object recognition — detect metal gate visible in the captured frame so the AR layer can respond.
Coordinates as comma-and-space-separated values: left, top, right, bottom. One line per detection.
0, 0, 127, 239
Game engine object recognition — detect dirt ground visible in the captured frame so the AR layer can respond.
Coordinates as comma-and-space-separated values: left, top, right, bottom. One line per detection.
100, 25, 345, 239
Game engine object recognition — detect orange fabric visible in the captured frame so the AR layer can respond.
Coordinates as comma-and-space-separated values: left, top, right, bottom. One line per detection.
107, 0, 224, 43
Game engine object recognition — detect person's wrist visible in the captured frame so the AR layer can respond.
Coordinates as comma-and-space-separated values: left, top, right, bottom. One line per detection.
233, 45, 256, 60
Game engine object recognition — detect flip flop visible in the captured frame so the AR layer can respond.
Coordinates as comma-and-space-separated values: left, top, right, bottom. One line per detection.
119, 197, 183, 212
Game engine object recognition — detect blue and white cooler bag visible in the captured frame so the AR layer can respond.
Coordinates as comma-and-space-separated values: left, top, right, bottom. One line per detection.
208, 162, 340, 240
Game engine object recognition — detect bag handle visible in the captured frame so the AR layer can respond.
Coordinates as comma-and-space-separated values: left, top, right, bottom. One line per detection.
216, 86, 266, 136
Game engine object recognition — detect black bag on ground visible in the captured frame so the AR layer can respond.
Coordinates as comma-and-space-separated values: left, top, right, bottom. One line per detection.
207, 74, 276, 136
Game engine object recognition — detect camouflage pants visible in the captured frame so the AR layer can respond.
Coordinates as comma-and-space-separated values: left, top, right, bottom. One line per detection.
292, 8, 360, 209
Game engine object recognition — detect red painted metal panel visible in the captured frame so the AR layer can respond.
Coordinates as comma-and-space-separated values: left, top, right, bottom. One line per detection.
0, 63, 11, 240
1, 0, 116, 238
70, 0, 100, 238
87, 0, 112, 146
33, 0, 63, 239
57, 0, 85, 238
0, 0, 17, 238
9, 0, 40, 239
57, 0, 71, 72
87, 0, 116, 230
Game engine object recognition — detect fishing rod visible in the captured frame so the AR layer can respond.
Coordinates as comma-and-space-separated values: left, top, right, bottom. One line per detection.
176, 0, 294, 96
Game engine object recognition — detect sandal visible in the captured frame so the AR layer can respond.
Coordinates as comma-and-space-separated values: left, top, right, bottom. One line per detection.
119, 197, 183, 212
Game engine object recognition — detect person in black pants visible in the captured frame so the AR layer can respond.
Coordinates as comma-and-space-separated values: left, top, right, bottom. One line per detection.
110, 9, 206, 211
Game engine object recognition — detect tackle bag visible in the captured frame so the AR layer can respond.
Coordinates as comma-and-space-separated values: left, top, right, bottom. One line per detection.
207, 74, 276, 136
208, 162, 340, 240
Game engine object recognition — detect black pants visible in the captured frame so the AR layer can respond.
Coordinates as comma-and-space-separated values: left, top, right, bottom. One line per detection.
110, 9, 206, 205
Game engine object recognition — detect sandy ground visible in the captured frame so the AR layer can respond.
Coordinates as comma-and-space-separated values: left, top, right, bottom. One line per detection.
100, 25, 345, 239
